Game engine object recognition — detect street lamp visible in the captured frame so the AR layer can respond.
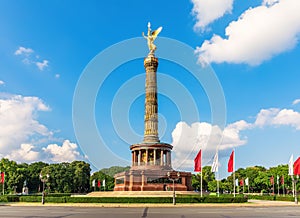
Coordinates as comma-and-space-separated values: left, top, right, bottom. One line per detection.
167, 171, 180, 205
39, 173, 49, 204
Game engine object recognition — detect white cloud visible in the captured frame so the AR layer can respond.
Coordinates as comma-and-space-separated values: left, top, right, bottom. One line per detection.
55, 74, 60, 79
254, 108, 300, 129
15, 46, 50, 71
254, 108, 280, 127
14, 47, 34, 56
0, 81, 4, 85
0, 93, 51, 155
171, 106, 300, 170
43, 140, 81, 162
6, 144, 39, 162
191, 0, 234, 30
36, 60, 49, 71
196, 0, 300, 65
171, 121, 247, 170
292, 99, 300, 105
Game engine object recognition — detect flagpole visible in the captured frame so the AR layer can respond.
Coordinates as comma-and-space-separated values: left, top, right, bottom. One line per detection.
200, 150, 203, 197
217, 171, 219, 197
2, 182, 3, 195
248, 180, 250, 194
233, 149, 236, 197
200, 171, 203, 197
283, 176, 285, 196
292, 175, 295, 197
277, 175, 279, 195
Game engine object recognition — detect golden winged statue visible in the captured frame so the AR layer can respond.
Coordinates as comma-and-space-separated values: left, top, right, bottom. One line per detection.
142, 22, 162, 55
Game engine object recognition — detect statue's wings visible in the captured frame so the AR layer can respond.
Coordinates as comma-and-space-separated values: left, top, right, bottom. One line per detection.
151, 26, 162, 40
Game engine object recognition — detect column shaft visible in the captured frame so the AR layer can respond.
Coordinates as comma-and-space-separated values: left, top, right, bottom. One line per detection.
138, 150, 141, 166
145, 149, 149, 166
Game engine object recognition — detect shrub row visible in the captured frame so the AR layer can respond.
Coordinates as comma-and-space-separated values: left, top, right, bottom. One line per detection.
176, 195, 247, 203
0, 195, 247, 204
246, 194, 298, 202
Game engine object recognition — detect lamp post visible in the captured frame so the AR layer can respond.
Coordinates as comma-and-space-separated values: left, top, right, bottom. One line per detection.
39, 173, 49, 204
167, 171, 180, 205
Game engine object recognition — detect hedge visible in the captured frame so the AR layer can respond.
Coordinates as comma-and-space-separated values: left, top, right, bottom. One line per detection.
0, 195, 247, 204
247, 194, 298, 202
0, 196, 8, 202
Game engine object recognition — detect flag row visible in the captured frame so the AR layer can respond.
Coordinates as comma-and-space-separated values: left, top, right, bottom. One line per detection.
194, 150, 300, 176
92, 179, 105, 188
194, 150, 235, 173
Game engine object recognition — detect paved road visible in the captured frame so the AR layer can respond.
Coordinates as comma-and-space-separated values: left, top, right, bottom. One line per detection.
1, 206, 300, 218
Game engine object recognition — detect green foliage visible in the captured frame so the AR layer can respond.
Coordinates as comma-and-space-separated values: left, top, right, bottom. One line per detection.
0, 158, 91, 194
90, 166, 129, 191
247, 194, 298, 202
192, 164, 294, 195
100, 166, 130, 178
177, 195, 247, 203
192, 166, 215, 192
0, 196, 8, 202
6, 195, 20, 202
20, 195, 42, 202
9, 195, 247, 204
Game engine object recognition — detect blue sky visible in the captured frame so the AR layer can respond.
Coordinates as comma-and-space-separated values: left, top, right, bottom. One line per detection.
0, 0, 300, 177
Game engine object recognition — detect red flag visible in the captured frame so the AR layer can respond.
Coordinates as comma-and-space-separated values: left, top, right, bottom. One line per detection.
227, 150, 234, 173
240, 179, 244, 186
0, 172, 4, 184
294, 157, 300, 175
281, 175, 284, 185
194, 150, 202, 172
270, 176, 274, 185
97, 180, 101, 188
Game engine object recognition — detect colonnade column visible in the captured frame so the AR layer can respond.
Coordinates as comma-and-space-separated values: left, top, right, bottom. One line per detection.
131, 152, 134, 166
167, 151, 171, 167
138, 150, 141, 166
145, 149, 149, 166
153, 149, 156, 165
166, 151, 169, 167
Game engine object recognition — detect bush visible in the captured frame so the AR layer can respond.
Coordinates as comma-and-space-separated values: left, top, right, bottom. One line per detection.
46, 193, 71, 197
0, 196, 8, 202
6, 195, 19, 202
20, 196, 42, 202
4, 194, 247, 204
176, 195, 247, 203
247, 194, 297, 202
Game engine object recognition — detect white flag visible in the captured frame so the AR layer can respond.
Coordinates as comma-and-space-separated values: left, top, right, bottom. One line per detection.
102, 179, 106, 187
92, 179, 95, 187
245, 177, 249, 186
289, 154, 294, 176
235, 178, 239, 187
211, 152, 218, 172
276, 175, 279, 184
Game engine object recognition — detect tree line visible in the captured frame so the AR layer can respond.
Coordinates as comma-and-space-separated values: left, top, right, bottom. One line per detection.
0, 158, 129, 194
192, 165, 298, 194
0, 158, 91, 194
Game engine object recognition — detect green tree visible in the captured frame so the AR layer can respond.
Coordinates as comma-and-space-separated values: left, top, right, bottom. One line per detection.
191, 166, 215, 192
70, 161, 91, 193
27, 161, 49, 193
